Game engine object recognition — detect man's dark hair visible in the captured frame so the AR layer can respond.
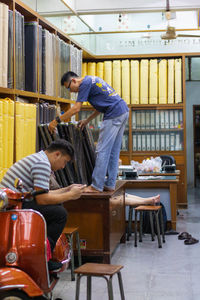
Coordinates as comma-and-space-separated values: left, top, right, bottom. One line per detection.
46, 139, 74, 159
61, 71, 78, 86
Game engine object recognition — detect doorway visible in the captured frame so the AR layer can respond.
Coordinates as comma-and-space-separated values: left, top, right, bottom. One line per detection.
193, 105, 200, 187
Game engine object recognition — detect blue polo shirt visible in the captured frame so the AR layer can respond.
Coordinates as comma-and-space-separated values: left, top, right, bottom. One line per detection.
76, 76, 129, 119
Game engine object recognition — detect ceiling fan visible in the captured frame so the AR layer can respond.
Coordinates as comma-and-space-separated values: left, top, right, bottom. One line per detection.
161, 0, 200, 40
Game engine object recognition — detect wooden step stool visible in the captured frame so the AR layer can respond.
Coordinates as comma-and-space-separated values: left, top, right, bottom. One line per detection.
63, 227, 82, 281
74, 263, 125, 300
134, 205, 165, 248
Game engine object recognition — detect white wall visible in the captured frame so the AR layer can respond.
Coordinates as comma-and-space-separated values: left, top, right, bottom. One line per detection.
186, 81, 200, 187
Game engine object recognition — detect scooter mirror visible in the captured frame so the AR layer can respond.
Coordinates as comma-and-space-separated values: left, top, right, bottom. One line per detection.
14, 178, 23, 191
0, 189, 8, 210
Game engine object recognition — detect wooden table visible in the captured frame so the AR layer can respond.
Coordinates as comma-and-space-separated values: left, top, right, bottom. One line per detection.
63, 182, 125, 263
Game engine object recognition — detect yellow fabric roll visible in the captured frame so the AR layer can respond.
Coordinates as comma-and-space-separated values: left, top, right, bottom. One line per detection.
15, 102, 25, 162
168, 59, 175, 104
7, 98, 14, 168
30, 104, 36, 156
149, 59, 158, 104
2, 100, 9, 168
15, 102, 36, 161
159, 59, 167, 104
131, 60, 139, 104
175, 58, 182, 103
82, 62, 87, 77
140, 59, 149, 104
0, 100, 3, 179
87, 62, 96, 76
104, 61, 112, 86
104, 61, 112, 85
97, 62, 104, 80
112, 60, 121, 97
121, 60, 130, 104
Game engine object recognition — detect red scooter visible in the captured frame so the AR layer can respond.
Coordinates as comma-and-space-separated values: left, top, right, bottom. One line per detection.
0, 180, 71, 300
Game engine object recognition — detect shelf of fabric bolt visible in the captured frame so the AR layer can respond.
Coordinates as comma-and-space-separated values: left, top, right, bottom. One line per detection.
120, 171, 180, 231
63, 181, 126, 264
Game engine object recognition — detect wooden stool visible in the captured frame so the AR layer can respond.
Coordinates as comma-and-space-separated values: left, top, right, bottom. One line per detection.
74, 263, 125, 300
63, 227, 82, 281
134, 205, 165, 248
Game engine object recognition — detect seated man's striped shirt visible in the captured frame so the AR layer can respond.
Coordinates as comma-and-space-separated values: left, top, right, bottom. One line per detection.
1, 151, 51, 192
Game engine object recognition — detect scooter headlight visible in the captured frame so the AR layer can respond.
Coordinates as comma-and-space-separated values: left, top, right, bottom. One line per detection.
6, 252, 17, 264
0, 189, 8, 210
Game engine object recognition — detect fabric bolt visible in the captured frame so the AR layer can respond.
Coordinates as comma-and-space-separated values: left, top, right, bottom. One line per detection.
131, 60, 139, 104
96, 62, 104, 79
25, 22, 37, 92
140, 59, 149, 104
112, 60, 121, 97
122, 59, 130, 104
8, 10, 13, 88
92, 111, 129, 191
175, 58, 182, 103
82, 62, 87, 77
87, 62, 96, 76
2, 3, 8, 88
0, 4, 3, 86
149, 59, 158, 104
168, 59, 175, 104
104, 61, 112, 86
159, 59, 167, 104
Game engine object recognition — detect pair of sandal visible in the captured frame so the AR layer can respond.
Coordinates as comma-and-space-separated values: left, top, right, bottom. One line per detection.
178, 232, 199, 245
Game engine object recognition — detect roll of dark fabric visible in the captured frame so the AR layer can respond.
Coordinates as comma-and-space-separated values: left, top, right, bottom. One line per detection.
25, 22, 37, 92
21, 14, 25, 90
8, 10, 13, 88
42, 29, 46, 94
15, 11, 19, 89
38, 25, 42, 94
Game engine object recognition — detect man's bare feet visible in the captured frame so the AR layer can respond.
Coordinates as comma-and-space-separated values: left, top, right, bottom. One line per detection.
84, 185, 101, 193
153, 194, 160, 205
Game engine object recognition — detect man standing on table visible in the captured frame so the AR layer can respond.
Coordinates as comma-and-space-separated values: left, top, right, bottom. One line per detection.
49, 71, 129, 193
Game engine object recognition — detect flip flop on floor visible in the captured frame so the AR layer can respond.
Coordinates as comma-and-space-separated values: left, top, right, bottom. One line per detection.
184, 237, 199, 245
178, 232, 192, 240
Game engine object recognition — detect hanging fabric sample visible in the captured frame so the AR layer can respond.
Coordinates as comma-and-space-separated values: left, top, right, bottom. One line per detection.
131, 60, 139, 104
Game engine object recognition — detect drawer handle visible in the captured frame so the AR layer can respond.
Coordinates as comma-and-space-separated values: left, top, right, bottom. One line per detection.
112, 210, 117, 217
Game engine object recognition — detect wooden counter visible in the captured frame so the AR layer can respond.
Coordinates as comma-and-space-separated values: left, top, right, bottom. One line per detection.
63, 182, 126, 263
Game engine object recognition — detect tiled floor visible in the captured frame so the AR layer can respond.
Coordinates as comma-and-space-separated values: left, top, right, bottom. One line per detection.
53, 188, 200, 300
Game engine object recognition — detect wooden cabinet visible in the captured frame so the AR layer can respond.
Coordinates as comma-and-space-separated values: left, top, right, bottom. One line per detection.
63, 183, 125, 263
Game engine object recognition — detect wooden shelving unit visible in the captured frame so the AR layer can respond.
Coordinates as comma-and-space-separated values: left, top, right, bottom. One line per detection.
0, 0, 91, 108
81, 53, 188, 208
